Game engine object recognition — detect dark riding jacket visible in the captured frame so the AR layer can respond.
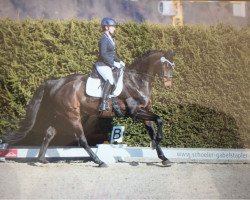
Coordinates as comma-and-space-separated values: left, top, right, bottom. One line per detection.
97, 33, 120, 68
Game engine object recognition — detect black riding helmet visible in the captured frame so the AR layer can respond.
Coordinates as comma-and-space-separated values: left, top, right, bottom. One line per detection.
101, 17, 118, 27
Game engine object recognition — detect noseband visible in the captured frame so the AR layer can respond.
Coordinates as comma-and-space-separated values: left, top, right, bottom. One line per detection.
160, 56, 175, 80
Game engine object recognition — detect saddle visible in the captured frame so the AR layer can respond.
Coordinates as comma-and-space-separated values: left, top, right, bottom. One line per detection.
86, 64, 124, 98
86, 64, 125, 117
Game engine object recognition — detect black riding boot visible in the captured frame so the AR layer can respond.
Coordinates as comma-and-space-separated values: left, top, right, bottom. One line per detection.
99, 81, 112, 111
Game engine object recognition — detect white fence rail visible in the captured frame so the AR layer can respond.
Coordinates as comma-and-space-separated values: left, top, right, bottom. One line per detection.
1, 144, 250, 164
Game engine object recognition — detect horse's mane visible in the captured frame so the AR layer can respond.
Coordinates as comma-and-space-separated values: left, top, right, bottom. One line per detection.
128, 50, 165, 69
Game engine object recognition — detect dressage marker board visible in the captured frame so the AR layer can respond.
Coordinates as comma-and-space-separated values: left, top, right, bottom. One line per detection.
1, 144, 249, 164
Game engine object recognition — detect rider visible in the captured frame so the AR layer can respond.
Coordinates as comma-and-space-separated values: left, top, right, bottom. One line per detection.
95, 17, 125, 112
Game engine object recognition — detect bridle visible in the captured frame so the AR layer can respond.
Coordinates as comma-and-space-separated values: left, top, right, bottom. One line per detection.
160, 56, 175, 80
127, 56, 175, 80
160, 57, 175, 68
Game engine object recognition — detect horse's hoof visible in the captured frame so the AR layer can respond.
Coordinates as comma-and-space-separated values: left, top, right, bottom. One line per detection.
98, 162, 108, 168
162, 159, 171, 166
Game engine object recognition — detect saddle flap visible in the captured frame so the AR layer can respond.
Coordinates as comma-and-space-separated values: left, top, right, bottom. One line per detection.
86, 62, 124, 98
86, 76, 123, 98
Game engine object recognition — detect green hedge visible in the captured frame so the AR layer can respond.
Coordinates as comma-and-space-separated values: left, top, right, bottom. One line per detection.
0, 19, 249, 148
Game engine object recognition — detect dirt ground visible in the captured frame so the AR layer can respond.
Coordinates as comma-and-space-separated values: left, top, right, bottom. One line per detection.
0, 160, 249, 199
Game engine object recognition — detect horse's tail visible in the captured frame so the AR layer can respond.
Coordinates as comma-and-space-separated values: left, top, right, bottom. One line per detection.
1, 83, 45, 145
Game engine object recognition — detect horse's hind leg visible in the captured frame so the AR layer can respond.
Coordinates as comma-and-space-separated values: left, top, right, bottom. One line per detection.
70, 120, 106, 167
37, 126, 56, 163
78, 133, 107, 167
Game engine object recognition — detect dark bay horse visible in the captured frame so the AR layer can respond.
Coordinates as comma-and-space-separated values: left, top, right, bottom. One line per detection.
2, 50, 175, 167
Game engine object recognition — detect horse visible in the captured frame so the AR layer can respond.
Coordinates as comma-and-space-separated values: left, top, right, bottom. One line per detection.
1, 50, 175, 167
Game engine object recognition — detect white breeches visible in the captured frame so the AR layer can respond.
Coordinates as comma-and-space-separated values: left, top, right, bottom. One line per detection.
96, 61, 124, 85
96, 65, 114, 85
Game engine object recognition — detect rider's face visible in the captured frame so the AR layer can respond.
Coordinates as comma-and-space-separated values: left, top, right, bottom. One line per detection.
108, 26, 116, 35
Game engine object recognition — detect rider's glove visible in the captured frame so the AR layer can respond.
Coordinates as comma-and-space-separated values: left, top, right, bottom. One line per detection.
120, 61, 125, 67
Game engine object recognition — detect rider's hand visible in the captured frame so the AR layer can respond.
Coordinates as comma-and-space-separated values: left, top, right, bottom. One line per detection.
120, 61, 125, 67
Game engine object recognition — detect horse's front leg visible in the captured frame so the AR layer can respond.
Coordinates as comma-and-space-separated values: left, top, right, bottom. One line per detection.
134, 109, 170, 165
145, 119, 170, 165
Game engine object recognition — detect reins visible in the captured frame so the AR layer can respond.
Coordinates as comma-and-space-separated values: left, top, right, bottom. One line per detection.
126, 69, 155, 79
127, 66, 173, 80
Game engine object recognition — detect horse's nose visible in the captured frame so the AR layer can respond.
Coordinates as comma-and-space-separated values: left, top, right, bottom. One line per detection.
163, 78, 172, 90
165, 85, 171, 90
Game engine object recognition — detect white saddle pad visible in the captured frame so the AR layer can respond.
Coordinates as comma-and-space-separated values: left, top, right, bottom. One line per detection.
86, 74, 123, 98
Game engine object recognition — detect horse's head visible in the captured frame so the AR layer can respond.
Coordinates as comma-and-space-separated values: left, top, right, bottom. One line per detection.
128, 50, 175, 90
154, 50, 175, 90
